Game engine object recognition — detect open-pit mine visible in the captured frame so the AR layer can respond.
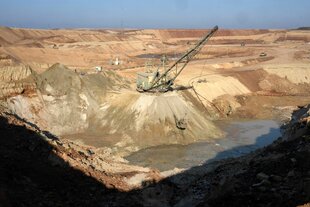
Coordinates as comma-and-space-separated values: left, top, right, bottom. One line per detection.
0, 26, 310, 206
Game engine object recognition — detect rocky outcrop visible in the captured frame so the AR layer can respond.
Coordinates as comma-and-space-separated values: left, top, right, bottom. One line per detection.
0, 54, 19, 67
0, 65, 33, 81
0, 65, 36, 99
282, 104, 310, 140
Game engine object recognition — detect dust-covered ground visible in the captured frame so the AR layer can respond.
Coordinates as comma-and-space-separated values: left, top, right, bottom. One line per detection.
0, 26, 310, 206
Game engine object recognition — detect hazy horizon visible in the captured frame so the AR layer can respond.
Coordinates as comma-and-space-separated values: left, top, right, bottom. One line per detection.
0, 0, 309, 30
1, 26, 306, 30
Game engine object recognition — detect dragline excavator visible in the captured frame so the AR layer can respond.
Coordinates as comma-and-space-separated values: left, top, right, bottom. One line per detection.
136, 25, 218, 92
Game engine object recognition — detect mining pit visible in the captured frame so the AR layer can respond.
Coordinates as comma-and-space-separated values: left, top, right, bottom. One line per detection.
0, 26, 310, 206
126, 120, 282, 171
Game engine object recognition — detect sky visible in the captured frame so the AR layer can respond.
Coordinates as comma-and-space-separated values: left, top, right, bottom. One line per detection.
0, 0, 309, 29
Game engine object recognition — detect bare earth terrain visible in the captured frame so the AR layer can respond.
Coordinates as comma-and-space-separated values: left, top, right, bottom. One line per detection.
0, 26, 310, 206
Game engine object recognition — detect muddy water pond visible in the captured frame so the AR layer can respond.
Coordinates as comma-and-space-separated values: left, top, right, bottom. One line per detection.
126, 120, 282, 171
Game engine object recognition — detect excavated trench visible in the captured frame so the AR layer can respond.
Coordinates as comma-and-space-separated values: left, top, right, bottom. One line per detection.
2, 63, 310, 173
1, 27, 310, 206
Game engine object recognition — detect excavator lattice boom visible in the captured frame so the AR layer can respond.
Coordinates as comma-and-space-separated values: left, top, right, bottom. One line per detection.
136, 25, 218, 92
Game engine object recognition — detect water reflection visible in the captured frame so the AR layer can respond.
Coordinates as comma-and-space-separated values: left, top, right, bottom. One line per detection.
126, 120, 281, 171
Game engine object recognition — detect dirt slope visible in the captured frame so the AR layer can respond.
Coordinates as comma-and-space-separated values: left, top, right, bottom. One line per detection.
0, 109, 163, 206
1, 102, 309, 207
124, 105, 310, 207
3, 63, 221, 155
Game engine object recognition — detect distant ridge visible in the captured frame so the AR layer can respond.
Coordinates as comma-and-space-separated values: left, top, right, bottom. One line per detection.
296, 27, 310, 30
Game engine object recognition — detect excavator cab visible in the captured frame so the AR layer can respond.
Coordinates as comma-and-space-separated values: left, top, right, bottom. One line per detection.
136, 71, 173, 92
136, 71, 159, 92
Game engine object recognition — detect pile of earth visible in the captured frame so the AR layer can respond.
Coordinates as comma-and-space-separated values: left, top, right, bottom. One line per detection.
36, 63, 127, 97
2, 63, 221, 155
85, 91, 221, 155
5, 63, 129, 136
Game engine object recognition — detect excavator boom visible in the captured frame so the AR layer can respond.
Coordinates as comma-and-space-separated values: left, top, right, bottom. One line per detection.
136, 25, 218, 92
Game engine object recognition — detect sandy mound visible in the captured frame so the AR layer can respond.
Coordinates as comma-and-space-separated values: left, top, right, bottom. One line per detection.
37, 63, 83, 96
85, 91, 221, 155
5, 63, 221, 154
7, 63, 129, 135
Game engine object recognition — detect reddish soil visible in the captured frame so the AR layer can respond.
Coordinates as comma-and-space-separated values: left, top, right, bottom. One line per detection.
159, 29, 270, 39
227, 69, 267, 92
276, 35, 310, 42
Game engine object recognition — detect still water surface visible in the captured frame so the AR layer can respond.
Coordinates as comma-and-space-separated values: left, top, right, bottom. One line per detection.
126, 120, 282, 171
